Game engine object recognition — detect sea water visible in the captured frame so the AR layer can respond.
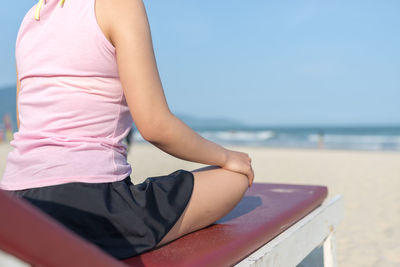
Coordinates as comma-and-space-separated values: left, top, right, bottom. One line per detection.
132, 125, 400, 151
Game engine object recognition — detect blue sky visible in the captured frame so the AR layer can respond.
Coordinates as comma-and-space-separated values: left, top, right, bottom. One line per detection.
1, 0, 399, 126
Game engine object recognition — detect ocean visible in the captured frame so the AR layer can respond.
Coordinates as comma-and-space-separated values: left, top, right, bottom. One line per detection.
132, 124, 400, 151
1, 85, 400, 151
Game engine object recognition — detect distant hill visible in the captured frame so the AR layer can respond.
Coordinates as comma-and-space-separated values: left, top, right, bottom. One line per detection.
0, 84, 248, 132
176, 113, 247, 131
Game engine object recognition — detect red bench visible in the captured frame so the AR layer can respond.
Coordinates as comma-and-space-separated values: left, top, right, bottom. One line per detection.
0, 183, 340, 267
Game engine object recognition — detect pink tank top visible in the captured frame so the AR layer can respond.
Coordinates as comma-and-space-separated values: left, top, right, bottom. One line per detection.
0, 0, 133, 190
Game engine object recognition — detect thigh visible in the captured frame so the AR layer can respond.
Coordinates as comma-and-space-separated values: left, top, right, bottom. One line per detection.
156, 166, 248, 247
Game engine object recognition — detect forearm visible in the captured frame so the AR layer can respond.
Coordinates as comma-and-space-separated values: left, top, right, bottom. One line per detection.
145, 114, 228, 167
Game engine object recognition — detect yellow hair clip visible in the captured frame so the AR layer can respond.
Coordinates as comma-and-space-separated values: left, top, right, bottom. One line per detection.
35, 0, 66, 21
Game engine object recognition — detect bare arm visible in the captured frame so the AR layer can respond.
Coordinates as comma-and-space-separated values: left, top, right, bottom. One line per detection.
16, 67, 21, 130
101, 0, 253, 183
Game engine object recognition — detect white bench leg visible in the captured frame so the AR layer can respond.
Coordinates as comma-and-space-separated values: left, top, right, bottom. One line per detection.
323, 230, 337, 267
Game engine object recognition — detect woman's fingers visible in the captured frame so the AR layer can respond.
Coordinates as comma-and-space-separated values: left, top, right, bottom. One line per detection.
247, 164, 255, 187
241, 159, 254, 187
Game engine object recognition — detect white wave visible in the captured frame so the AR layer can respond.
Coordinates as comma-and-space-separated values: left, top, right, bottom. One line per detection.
200, 130, 274, 142
132, 130, 275, 143
308, 134, 400, 144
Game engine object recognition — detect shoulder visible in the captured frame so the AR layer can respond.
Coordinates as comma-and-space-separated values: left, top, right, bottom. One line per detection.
95, 0, 149, 49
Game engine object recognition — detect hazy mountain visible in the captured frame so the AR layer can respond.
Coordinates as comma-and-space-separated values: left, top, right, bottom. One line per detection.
176, 113, 247, 131
0, 84, 247, 131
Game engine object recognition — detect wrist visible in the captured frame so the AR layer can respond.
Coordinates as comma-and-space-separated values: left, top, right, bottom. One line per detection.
219, 147, 230, 167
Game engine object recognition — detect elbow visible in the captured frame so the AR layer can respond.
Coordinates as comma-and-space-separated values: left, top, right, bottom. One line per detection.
140, 129, 160, 144
136, 113, 174, 144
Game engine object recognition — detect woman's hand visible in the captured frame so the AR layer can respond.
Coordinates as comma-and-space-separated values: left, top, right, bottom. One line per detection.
222, 150, 255, 187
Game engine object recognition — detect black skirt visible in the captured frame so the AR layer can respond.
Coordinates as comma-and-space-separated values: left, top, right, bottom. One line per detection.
10, 169, 194, 260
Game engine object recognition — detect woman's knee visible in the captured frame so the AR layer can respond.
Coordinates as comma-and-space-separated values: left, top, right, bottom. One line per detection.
193, 167, 248, 198
225, 170, 249, 197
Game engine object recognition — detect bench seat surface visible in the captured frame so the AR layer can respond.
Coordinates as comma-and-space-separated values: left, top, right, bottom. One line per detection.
123, 183, 328, 267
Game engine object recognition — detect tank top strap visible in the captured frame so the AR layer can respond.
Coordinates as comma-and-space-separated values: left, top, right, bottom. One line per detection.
34, 0, 66, 20
16, 0, 118, 80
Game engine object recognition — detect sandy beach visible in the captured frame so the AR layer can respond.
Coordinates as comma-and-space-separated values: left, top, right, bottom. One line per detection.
1, 142, 399, 267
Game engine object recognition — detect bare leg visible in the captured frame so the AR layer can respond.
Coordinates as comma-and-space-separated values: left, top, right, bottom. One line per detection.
155, 167, 248, 247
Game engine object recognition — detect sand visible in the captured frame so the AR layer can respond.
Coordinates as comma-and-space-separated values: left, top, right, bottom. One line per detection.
1, 142, 400, 267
